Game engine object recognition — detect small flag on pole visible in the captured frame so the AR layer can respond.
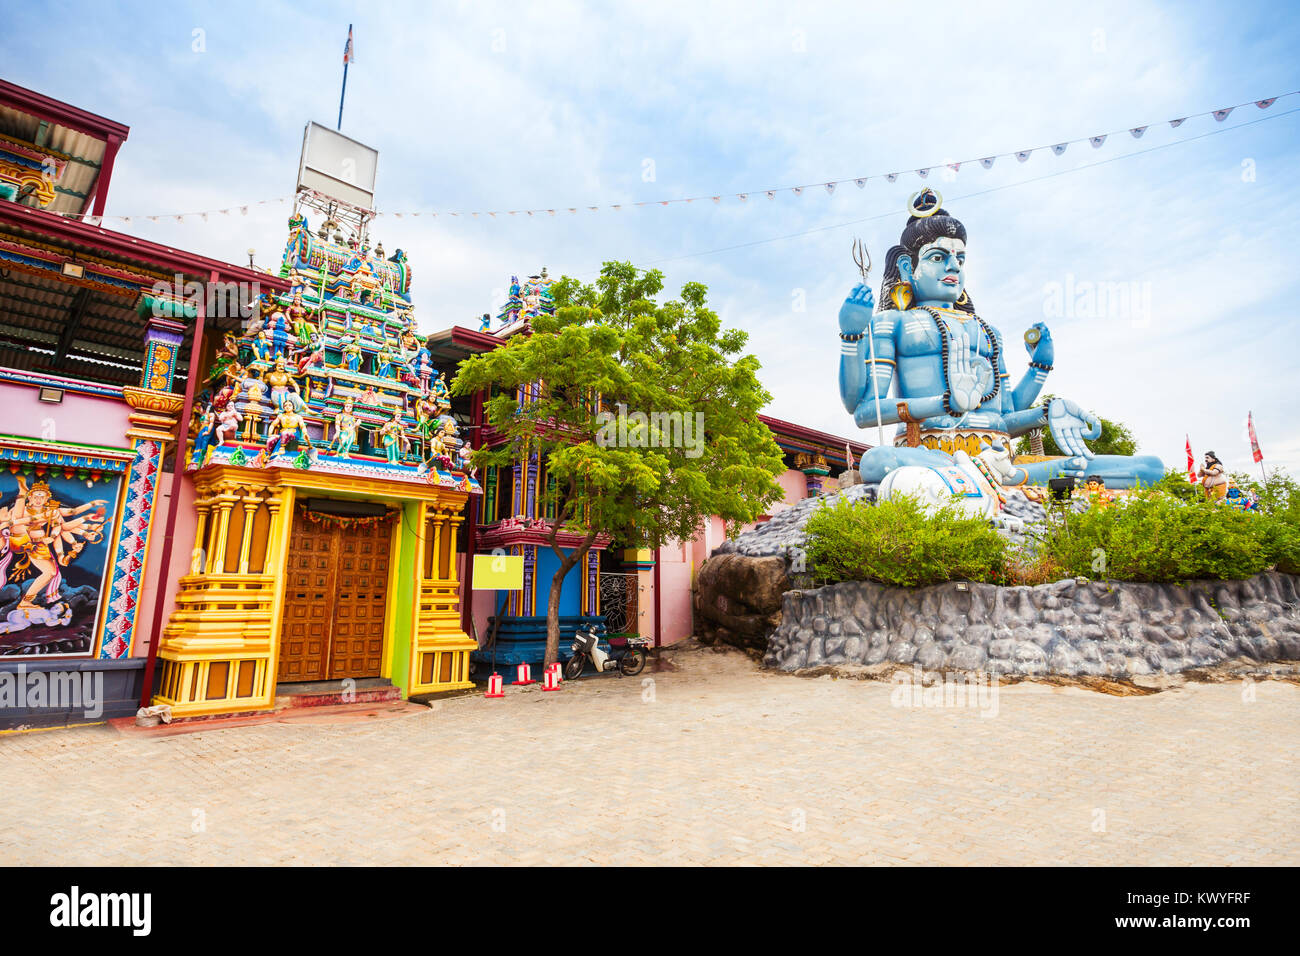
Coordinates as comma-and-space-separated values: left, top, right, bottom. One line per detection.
1186, 436, 1196, 483
343, 25, 355, 63
1248, 412, 1264, 463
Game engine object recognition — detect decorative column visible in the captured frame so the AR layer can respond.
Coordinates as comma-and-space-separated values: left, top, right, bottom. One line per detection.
140, 315, 186, 393
521, 544, 536, 617
409, 493, 476, 695
236, 487, 263, 574
98, 306, 190, 659
152, 469, 293, 718
796, 452, 832, 499
98, 386, 183, 659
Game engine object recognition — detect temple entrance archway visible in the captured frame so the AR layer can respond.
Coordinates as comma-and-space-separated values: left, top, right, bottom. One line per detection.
277, 505, 394, 683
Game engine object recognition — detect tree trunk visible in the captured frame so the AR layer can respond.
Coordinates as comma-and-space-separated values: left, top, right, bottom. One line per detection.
543, 527, 600, 667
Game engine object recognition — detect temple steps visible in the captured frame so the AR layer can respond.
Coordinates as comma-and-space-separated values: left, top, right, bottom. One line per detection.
273, 677, 401, 710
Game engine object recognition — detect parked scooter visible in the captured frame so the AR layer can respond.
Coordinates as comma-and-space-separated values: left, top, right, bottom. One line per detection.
564, 622, 650, 679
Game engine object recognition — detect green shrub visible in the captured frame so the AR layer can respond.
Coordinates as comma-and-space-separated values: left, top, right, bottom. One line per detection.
804, 494, 1009, 587
1257, 514, 1300, 575
803, 475, 1300, 590
1034, 491, 1276, 582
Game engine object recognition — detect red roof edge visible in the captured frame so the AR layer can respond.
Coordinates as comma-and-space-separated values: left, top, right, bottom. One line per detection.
759, 413, 871, 455
428, 324, 504, 352
0, 78, 131, 143
0, 199, 290, 287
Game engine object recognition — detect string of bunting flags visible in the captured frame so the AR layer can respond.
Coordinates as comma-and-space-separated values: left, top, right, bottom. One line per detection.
60, 90, 1296, 227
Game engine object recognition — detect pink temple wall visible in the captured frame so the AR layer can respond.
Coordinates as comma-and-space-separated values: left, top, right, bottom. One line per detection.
0, 381, 130, 445
652, 465, 811, 647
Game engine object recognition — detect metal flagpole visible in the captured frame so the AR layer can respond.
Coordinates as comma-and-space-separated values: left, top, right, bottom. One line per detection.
338, 24, 352, 130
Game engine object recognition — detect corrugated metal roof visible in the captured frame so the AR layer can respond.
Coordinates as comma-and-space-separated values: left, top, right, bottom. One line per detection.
0, 264, 192, 387
0, 104, 108, 215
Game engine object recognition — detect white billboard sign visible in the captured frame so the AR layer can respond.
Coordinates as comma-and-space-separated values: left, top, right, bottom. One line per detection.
296, 121, 379, 210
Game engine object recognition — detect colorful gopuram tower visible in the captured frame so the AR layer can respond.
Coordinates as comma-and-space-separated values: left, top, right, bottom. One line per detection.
151, 212, 481, 718
470, 269, 610, 678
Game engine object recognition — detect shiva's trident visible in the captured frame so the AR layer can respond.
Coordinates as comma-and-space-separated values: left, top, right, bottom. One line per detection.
853, 238, 886, 450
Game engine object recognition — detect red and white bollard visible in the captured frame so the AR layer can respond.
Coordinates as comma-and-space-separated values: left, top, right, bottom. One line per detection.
542, 662, 563, 692
515, 662, 536, 685
484, 672, 505, 698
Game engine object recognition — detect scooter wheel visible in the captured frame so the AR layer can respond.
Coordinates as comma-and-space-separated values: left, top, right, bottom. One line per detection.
619, 648, 647, 677
563, 654, 585, 681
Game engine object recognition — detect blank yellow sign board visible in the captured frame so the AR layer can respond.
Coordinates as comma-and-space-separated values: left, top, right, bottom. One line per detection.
472, 553, 525, 590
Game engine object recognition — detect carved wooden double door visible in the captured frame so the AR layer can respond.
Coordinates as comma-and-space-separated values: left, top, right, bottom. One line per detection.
277, 507, 393, 683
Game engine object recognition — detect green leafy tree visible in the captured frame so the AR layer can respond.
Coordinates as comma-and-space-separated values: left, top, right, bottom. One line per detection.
452, 262, 785, 665
1013, 395, 1139, 457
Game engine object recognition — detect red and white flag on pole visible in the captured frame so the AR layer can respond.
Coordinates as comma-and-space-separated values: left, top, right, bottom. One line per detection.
1186, 435, 1196, 483
343, 25, 355, 64
1248, 412, 1264, 464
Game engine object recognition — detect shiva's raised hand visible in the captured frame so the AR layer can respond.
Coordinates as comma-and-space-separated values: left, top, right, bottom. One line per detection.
838, 283, 875, 336
947, 327, 993, 413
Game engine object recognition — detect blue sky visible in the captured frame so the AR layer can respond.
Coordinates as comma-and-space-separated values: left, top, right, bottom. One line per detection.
5, 0, 1299, 475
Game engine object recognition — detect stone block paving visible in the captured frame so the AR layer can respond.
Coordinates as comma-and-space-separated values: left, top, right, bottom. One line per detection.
2, 646, 1296, 865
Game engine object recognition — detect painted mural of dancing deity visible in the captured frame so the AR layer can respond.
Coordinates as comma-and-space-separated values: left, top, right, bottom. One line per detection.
838, 189, 1163, 488
0, 476, 107, 610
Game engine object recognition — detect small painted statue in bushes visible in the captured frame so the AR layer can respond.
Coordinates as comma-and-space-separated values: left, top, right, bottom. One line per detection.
1083, 477, 1115, 508
1198, 451, 1229, 502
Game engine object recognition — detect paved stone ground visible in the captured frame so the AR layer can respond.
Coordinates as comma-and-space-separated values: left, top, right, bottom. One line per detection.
2, 646, 1297, 865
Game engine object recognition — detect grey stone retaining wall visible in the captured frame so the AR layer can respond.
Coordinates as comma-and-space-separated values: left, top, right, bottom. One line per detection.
762, 572, 1300, 678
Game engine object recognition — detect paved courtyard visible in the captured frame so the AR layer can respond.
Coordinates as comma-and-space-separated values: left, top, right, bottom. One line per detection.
2, 645, 1297, 866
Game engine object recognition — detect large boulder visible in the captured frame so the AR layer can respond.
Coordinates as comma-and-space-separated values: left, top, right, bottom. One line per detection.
694, 553, 790, 656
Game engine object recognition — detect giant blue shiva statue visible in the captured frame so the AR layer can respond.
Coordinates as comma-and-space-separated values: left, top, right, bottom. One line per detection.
839, 189, 1162, 489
